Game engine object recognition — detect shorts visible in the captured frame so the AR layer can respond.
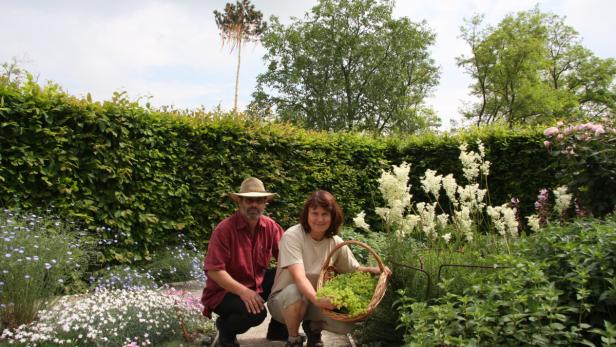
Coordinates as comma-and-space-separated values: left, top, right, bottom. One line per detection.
267, 283, 355, 334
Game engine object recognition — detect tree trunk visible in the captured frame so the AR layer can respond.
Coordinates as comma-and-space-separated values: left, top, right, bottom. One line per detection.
234, 37, 243, 114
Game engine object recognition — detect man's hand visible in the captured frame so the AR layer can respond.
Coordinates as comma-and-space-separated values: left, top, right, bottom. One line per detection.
239, 288, 266, 314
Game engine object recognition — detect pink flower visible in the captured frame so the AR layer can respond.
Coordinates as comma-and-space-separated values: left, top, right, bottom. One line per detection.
543, 140, 551, 148
544, 127, 559, 137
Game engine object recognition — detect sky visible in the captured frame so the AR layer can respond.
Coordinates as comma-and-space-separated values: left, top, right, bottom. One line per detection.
1, 0, 615, 129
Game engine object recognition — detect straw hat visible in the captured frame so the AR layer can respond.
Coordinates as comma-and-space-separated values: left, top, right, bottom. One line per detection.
230, 177, 276, 201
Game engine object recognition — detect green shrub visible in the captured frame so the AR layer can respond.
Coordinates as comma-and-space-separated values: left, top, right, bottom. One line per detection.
521, 216, 616, 340
398, 257, 586, 346
0, 75, 574, 266
544, 121, 616, 216
0, 209, 91, 329
393, 217, 616, 346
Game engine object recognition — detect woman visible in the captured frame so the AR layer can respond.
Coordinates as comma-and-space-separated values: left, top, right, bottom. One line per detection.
267, 190, 387, 347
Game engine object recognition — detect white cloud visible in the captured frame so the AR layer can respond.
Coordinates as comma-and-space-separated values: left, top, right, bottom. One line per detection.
1, 0, 614, 129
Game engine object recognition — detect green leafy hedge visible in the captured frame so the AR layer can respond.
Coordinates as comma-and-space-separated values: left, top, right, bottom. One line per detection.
1, 78, 561, 263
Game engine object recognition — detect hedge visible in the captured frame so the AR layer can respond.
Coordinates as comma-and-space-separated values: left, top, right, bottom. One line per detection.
0, 77, 560, 263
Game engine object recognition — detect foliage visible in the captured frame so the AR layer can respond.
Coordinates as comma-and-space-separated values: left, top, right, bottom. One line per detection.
520, 216, 616, 340
317, 272, 377, 318
214, 0, 267, 112
544, 121, 616, 216
0, 75, 573, 264
392, 216, 616, 346
0, 210, 91, 329
142, 237, 206, 285
458, 8, 616, 127
0, 76, 388, 263
398, 257, 586, 346
250, 0, 440, 134
339, 227, 387, 265
0, 288, 215, 346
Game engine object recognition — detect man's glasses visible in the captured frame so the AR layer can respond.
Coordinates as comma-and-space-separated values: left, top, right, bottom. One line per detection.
242, 197, 267, 204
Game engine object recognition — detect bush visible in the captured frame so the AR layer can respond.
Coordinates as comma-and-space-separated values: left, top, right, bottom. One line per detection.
393, 216, 616, 346
398, 258, 585, 346
0, 288, 215, 346
521, 216, 616, 342
0, 209, 91, 329
544, 122, 616, 216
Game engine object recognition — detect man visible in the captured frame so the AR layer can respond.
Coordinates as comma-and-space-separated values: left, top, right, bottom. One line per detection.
201, 177, 288, 347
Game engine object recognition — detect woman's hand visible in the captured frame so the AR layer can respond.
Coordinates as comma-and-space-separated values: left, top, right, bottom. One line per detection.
382, 266, 392, 277
359, 265, 392, 277
315, 297, 337, 310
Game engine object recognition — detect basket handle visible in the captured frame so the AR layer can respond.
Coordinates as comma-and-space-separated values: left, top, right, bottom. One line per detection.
321, 240, 385, 275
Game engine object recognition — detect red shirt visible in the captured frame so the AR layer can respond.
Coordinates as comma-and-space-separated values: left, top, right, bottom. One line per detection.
201, 211, 283, 316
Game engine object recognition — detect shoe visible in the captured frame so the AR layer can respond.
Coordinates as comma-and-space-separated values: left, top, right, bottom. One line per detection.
217, 334, 239, 347
214, 318, 239, 347
266, 318, 289, 341
285, 335, 306, 347
302, 320, 324, 347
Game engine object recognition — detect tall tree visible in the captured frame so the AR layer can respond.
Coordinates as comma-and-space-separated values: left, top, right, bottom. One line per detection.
214, 0, 266, 113
250, 0, 440, 134
458, 7, 616, 127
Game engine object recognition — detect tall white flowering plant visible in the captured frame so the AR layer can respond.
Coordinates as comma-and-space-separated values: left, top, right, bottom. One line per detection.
354, 140, 520, 248
526, 185, 574, 233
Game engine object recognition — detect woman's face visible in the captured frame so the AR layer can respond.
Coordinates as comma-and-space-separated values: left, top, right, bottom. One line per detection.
308, 206, 332, 238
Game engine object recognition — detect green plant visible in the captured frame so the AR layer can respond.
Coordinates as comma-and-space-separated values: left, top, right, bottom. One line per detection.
0, 288, 215, 346
339, 227, 387, 266
143, 237, 206, 284
520, 216, 616, 343
398, 257, 586, 346
0, 209, 90, 329
545, 121, 616, 216
317, 272, 377, 318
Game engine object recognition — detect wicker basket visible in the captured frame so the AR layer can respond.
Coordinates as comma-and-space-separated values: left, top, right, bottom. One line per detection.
316, 240, 388, 323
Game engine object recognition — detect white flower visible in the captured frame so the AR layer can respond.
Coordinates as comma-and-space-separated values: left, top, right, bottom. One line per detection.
421, 169, 442, 200
454, 205, 473, 235
487, 204, 518, 238
553, 185, 572, 216
397, 214, 420, 238
459, 141, 490, 182
417, 202, 437, 239
526, 215, 541, 232
353, 211, 371, 232
436, 213, 449, 229
442, 174, 458, 206
442, 233, 452, 243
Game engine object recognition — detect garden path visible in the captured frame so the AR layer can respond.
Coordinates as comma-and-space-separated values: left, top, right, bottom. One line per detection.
173, 280, 353, 347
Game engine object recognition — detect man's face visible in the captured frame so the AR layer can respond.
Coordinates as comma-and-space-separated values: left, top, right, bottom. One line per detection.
238, 197, 267, 221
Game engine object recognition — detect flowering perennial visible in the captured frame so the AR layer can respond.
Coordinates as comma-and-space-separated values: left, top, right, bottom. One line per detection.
355, 141, 501, 245
1, 288, 213, 346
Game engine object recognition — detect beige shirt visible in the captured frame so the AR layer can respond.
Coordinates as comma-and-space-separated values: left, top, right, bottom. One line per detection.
270, 224, 360, 297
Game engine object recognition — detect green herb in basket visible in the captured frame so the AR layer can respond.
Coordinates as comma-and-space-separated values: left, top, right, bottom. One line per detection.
316, 272, 377, 318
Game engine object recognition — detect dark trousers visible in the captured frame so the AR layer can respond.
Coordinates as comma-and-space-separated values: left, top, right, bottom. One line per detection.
213, 268, 276, 337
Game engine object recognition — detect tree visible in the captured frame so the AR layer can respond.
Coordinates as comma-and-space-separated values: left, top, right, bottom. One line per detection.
214, 0, 266, 113
458, 8, 616, 127
250, 0, 440, 134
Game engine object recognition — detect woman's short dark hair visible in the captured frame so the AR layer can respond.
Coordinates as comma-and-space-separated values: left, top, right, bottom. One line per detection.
299, 190, 344, 238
